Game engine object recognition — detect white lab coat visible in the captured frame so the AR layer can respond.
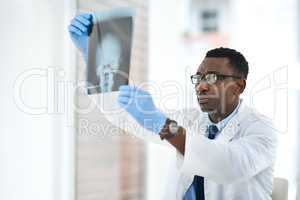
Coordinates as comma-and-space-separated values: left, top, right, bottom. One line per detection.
101, 95, 278, 200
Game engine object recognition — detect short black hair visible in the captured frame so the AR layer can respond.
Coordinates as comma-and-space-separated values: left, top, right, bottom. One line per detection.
205, 47, 249, 79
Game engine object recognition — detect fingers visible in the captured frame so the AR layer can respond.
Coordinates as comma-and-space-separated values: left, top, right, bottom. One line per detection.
80, 13, 93, 20
119, 85, 136, 92
71, 18, 87, 33
68, 25, 82, 36
118, 85, 136, 97
69, 13, 93, 35
117, 87, 134, 107
76, 15, 92, 26
117, 96, 130, 105
119, 85, 150, 97
118, 85, 151, 109
118, 85, 137, 107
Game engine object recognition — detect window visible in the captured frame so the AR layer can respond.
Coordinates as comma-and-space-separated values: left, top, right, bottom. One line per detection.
200, 10, 219, 33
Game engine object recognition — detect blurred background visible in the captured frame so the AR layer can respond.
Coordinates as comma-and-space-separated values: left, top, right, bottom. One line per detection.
0, 0, 299, 200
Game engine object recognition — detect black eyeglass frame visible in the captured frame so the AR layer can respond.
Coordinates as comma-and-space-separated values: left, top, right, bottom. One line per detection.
190, 73, 243, 84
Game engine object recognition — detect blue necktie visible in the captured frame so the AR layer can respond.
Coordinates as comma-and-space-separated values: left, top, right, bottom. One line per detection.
184, 125, 219, 200
207, 125, 219, 140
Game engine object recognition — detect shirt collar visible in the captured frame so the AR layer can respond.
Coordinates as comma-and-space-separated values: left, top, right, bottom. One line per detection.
206, 99, 242, 132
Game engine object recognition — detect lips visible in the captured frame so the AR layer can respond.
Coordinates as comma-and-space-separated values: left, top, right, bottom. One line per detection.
198, 98, 209, 104
197, 94, 210, 104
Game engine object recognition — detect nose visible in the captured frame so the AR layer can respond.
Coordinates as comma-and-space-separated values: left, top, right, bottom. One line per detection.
195, 81, 209, 94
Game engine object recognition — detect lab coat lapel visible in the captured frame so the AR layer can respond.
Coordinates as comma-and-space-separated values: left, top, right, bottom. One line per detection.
216, 101, 248, 143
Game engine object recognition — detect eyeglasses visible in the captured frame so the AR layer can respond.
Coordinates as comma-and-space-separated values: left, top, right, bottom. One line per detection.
190, 73, 242, 85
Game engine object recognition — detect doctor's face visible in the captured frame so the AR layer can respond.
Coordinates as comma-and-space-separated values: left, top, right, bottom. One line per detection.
195, 57, 245, 115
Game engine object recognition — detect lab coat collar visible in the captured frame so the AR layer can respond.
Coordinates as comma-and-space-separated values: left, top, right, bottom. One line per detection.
182, 99, 250, 142
196, 99, 248, 143
216, 99, 248, 142
206, 99, 242, 135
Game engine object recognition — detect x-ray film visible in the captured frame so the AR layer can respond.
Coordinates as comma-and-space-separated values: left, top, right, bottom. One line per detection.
86, 8, 134, 95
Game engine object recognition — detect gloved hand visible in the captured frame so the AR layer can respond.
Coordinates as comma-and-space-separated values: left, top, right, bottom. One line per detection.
68, 13, 94, 61
117, 85, 167, 134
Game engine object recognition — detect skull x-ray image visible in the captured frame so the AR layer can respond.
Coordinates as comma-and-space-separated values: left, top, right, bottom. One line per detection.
86, 9, 134, 94
96, 34, 122, 92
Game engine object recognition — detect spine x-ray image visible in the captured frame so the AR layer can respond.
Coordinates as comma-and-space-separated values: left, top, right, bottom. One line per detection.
86, 8, 134, 95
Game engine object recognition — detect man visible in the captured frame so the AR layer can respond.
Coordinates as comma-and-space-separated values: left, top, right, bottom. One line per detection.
69, 13, 278, 200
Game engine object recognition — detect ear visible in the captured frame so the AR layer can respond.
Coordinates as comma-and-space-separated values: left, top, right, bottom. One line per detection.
235, 79, 246, 94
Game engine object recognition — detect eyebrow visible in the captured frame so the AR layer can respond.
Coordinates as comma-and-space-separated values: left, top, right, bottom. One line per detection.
196, 70, 219, 75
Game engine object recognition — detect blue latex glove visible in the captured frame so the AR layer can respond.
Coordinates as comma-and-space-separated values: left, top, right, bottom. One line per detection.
117, 85, 167, 134
68, 13, 94, 61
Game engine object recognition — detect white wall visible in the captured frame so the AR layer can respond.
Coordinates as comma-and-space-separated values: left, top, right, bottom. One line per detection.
0, 1, 75, 200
